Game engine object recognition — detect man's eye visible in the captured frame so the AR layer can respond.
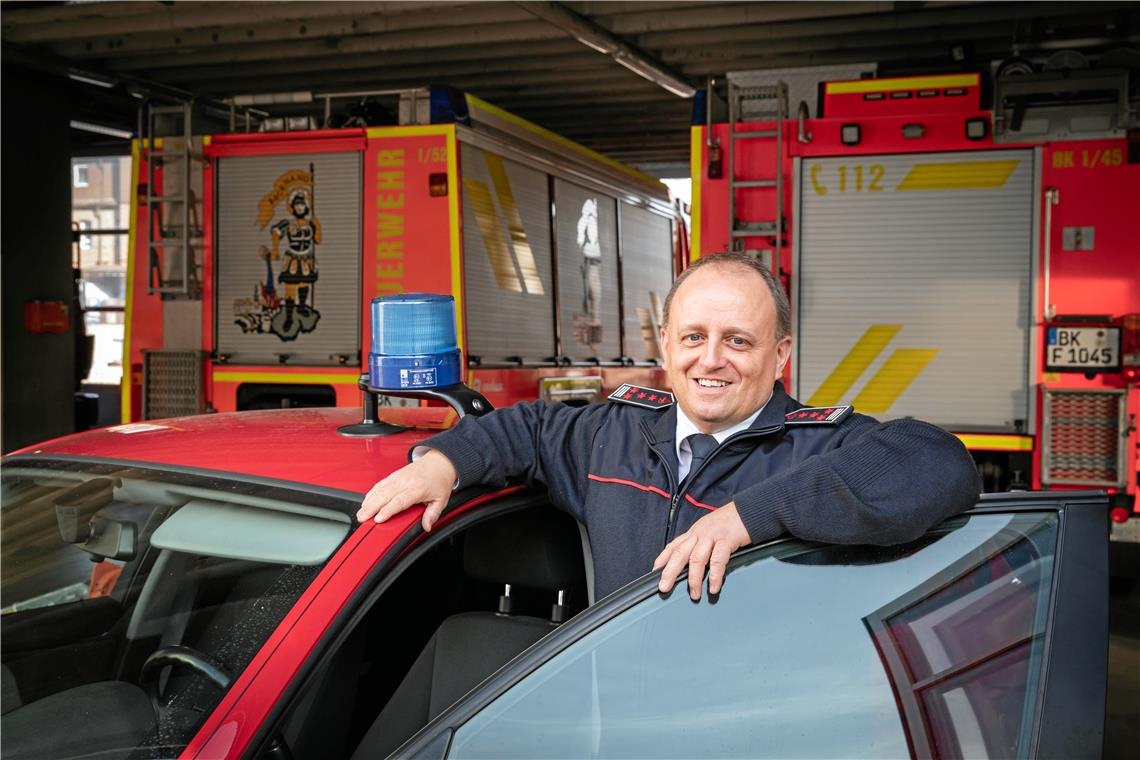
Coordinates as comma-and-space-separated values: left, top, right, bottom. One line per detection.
728, 336, 748, 346
683, 334, 703, 343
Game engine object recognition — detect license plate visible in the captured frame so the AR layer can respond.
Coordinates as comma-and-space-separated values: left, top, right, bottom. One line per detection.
1045, 326, 1120, 371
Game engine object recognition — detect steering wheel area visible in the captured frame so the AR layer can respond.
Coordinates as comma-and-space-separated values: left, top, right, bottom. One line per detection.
140, 645, 233, 713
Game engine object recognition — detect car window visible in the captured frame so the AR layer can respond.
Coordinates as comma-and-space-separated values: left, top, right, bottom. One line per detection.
445, 512, 1057, 759
0, 460, 354, 760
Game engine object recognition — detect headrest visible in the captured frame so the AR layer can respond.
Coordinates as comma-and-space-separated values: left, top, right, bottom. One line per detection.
463, 507, 584, 591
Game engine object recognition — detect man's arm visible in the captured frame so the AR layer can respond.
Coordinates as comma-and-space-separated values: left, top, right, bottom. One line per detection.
733, 417, 980, 546
654, 417, 979, 601
357, 400, 607, 528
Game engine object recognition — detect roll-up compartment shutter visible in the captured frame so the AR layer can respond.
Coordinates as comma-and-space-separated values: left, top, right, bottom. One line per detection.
796, 150, 1034, 430
554, 180, 620, 361
619, 203, 674, 362
215, 152, 362, 365
460, 145, 554, 363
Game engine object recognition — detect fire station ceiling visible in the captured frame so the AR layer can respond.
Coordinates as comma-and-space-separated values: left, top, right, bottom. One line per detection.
3, 0, 1138, 175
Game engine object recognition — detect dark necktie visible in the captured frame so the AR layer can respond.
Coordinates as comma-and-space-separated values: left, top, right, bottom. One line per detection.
685, 433, 718, 482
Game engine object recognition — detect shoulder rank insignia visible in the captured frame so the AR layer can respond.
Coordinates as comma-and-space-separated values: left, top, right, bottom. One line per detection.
784, 405, 853, 425
608, 384, 674, 410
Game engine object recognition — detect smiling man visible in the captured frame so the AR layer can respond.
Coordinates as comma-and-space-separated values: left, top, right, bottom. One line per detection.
358, 253, 980, 601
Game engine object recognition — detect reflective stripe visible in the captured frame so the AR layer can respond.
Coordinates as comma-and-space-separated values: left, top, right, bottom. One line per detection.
464, 94, 659, 185
896, 161, 1019, 192
365, 125, 455, 139
212, 371, 360, 385
956, 434, 1034, 452
853, 348, 940, 414
122, 140, 141, 423
445, 127, 463, 350
808, 325, 900, 407
826, 74, 979, 95
690, 126, 702, 262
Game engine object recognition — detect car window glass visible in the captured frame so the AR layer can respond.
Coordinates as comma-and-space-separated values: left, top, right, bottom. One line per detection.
0, 461, 353, 760
446, 512, 1057, 759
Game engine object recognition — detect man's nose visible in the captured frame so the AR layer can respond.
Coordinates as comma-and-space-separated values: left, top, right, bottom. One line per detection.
698, 339, 725, 368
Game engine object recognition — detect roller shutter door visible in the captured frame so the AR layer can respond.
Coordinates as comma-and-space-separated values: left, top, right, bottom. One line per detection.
460, 146, 554, 363
554, 180, 620, 361
796, 150, 1033, 431
619, 203, 674, 361
215, 152, 362, 365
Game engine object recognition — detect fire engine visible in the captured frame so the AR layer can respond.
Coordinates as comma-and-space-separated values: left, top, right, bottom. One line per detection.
123, 87, 679, 424
691, 65, 1139, 532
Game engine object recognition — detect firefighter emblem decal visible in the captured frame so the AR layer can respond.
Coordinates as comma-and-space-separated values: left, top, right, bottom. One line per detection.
233, 166, 323, 341
573, 197, 604, 350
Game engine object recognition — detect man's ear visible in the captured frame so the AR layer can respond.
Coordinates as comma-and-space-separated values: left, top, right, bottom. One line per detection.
775, 335, 792, 375
658, 325, 670, 365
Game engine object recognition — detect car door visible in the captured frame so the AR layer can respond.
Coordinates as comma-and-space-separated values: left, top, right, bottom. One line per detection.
397, 491, 1108, 759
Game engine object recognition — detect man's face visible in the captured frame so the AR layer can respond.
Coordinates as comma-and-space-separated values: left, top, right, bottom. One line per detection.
660, 265, 792, 434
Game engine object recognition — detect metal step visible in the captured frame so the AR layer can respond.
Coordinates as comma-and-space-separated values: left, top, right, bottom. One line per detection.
732, 222, 779, 236
736, 85, 784, 100
732, 130, 778, 139
144, 195, 188, 203
733, 179, 778, 188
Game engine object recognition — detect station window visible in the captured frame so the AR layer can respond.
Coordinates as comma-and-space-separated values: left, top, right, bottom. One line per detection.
72, 156, 131, 385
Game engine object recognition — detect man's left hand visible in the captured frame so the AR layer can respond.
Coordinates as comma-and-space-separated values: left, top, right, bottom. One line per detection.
653, 502, 752, 600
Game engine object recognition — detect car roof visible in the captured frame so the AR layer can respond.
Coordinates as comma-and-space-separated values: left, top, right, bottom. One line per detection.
5, 406, 457, 495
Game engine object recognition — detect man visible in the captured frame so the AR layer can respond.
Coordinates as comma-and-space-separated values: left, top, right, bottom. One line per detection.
358, 253, 980, 601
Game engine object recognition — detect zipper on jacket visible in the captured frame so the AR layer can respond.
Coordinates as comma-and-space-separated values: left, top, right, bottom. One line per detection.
649, 423, 784, 546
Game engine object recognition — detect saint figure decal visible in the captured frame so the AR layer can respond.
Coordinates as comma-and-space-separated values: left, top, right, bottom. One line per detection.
233, 165, 323, 341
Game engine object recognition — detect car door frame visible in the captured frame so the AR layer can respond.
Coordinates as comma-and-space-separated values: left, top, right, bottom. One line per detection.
395, 490, 1109, 760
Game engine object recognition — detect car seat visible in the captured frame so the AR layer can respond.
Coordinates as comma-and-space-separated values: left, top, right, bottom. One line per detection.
351, 506, 585, 759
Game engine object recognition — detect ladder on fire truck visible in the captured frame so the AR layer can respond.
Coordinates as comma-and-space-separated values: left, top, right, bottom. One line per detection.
140, 101, 202, 297
726, 81, 788, 280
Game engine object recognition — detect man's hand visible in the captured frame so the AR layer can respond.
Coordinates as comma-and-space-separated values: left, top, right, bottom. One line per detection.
652, 502, 751, 600
356, 450, 458, 532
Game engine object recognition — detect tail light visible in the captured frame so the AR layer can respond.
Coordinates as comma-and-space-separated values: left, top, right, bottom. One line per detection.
1122, 313, 1140, 382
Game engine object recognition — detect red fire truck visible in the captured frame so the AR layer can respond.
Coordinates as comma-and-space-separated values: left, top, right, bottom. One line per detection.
692, 66, 1139, 530
123, 88, 679, 423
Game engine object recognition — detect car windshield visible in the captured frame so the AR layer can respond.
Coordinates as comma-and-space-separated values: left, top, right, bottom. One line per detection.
0, 458, 354, 760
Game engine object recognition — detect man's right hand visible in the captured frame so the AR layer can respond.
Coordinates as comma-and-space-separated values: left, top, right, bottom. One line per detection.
356, 449, 458, 532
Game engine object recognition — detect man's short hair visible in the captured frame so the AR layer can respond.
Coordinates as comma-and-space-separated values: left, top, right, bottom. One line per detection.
661, 252, 791, 340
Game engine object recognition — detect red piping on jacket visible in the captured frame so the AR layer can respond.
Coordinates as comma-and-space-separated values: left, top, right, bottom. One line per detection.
587, 474, 718, 512
684, 494, 717, 512
587, 473, 669, 499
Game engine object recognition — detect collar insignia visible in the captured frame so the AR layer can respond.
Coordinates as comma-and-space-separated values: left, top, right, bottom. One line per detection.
608, 384, 674, 410
784, 405, 853, 425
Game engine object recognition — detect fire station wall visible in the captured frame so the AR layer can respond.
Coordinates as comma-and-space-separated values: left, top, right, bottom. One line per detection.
1, 66, 75, 451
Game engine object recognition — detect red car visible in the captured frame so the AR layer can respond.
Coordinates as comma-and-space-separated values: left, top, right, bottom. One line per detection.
0, 297, 1110, 759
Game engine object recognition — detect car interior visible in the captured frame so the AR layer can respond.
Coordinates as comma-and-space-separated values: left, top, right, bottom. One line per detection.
1, 467, 591, 760
0, 467, 349, 760
266, 498, 591, 760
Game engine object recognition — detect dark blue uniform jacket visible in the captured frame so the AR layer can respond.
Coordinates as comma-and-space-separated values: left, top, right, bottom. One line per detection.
424, 382, 980, 599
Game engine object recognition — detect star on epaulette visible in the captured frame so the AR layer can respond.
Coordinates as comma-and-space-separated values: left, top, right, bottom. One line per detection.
608, 384, 674, 410
784, 405, 853, 425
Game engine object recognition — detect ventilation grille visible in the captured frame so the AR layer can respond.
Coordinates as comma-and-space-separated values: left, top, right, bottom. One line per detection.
142, 350, 204, 420
1043, 390, 1125, 486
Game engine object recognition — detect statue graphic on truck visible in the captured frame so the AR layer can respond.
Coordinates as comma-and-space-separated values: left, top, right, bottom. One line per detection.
233, 166, 322, 341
